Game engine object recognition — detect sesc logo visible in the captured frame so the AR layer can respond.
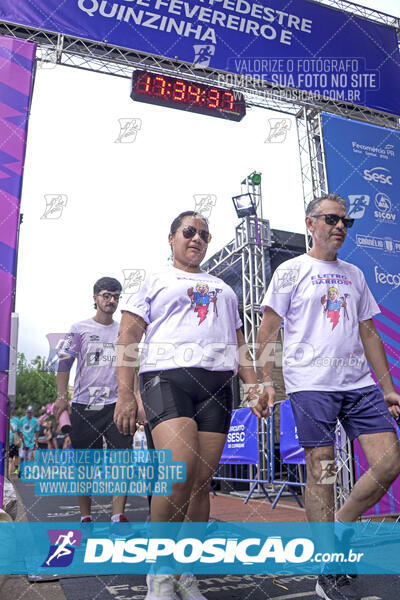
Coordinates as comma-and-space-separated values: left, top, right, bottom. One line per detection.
363, 167, 393, 186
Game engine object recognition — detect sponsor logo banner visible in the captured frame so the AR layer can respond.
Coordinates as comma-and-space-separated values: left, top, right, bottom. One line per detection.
322, 113, 400, 515
1, 1, 400, 115
2, 522, 400, 575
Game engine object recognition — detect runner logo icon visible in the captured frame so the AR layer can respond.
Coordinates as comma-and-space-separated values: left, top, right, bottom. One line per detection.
347, 194, 370, 219
193, 44, 215, 67
42, 529, 82, 568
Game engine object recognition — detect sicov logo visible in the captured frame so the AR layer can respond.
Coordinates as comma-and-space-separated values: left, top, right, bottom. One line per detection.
42, 529, 82, 568
374, 192, 396, 224
363, 167, 393, 186
375, 192, 391, 212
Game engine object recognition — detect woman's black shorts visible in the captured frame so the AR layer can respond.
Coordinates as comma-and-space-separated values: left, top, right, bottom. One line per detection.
139, 368, 234, 434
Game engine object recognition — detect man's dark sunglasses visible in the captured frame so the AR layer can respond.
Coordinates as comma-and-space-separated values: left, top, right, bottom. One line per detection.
182, 226, 211, 244
97, 292, 121, 301
311, 213, 354, 228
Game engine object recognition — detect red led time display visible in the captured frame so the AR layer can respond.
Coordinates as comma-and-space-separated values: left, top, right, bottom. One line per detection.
130, 70, 246, 122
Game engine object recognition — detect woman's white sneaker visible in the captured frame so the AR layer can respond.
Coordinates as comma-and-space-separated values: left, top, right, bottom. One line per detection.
176, 574, 207, 600
145, 574, 180, 600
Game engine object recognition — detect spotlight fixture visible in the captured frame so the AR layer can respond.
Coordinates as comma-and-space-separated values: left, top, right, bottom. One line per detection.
232, 193, 257, 218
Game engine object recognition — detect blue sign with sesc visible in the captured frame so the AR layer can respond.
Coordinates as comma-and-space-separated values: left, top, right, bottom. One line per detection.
321, 113, 400, 389
220, 408, 258, 464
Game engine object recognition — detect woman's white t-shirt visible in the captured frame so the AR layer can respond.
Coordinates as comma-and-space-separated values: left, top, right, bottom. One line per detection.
119, 266, 242, 373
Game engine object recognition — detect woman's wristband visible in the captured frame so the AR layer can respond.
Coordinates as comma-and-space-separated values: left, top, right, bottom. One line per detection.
261, 381, 274, 387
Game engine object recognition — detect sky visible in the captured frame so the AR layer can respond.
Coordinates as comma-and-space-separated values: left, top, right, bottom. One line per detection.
14, 0, 400, 362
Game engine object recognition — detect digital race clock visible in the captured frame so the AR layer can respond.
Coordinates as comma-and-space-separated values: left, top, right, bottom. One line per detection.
130, 70, 246, 122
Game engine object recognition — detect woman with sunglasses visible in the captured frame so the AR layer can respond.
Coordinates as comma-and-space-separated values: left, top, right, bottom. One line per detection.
115, 211, 269, 600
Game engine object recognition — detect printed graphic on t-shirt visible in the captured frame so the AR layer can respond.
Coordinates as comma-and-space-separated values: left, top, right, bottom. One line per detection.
310, 274, 352, 331
86, 342, 116, 367
321, 286, 350, 330
187, 283, 222, 324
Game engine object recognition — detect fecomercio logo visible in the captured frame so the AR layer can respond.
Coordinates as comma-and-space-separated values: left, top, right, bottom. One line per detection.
42, 529, 82, 567
84, 536, 314, 565
351, 141, 395, 158
374, 266, 400, 288
363, 167, 393, 186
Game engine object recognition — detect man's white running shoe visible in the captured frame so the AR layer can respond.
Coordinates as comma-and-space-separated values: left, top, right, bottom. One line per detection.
176, 574, 208, 600
145, 574, 180, 600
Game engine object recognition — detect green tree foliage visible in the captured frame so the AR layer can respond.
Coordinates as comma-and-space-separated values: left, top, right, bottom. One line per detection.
15, 353, 57, 417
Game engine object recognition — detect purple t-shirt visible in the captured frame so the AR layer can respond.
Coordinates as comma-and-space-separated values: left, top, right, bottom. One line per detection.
261, 254, 380, 393
119, 266, 242, 373
59, 319, 119, 407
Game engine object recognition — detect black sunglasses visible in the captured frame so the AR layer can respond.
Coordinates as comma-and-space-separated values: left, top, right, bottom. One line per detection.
182, 226, 211, 244
311, 213, 354, 228
97, 292, 121, 301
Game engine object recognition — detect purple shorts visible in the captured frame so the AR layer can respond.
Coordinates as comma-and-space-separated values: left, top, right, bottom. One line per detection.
290, 385, 395, 447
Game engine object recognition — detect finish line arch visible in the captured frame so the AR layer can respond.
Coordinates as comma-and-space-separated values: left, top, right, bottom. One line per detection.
0, 0, 399, 513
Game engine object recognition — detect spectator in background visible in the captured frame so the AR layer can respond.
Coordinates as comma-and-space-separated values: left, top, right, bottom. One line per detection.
55, 423, 69, 449
46, 420, 57, 449
8, 409, 20, 477
18, 405, 40, 472
53, 276, 136, 528
37, 416, 50, 450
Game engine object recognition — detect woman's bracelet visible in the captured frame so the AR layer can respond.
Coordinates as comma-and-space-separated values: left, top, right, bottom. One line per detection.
261, 381, 274, 387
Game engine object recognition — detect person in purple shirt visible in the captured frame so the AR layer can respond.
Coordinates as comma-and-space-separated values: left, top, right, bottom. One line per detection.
53, 277, 134, 529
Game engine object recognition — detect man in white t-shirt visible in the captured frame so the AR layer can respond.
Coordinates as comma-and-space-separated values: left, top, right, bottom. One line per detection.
257, 194, 400, 600
53, 277, 133, 528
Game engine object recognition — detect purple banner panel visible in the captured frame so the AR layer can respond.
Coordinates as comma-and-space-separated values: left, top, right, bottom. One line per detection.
0, 36, 35, 506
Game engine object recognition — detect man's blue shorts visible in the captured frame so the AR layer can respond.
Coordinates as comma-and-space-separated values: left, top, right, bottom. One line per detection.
290, 385, 395, 447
